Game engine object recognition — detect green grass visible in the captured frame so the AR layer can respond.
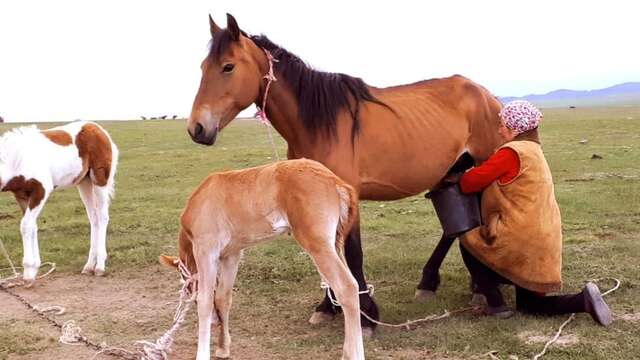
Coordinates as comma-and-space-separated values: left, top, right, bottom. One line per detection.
1, 107, 639, 359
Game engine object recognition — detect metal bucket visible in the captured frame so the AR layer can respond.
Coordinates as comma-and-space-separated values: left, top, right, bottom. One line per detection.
425, 184, 481, 238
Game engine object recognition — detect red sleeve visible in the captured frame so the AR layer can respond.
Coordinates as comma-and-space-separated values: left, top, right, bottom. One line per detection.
460, 148, 520, 193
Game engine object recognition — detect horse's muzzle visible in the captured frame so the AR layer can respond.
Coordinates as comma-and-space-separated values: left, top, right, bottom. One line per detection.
189, 123, 218, 146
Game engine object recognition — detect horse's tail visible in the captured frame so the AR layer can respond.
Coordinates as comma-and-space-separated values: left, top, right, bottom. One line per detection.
335, 181, 358, 264
106, 140, 119, 200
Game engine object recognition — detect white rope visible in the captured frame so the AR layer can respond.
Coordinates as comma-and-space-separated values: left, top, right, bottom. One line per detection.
320, 282, 475, 330
262, 122, 281, 161
531, 277, 620, 360
0, 262, 57, 288
135, 260, 197, 360
60, 320, 85, 345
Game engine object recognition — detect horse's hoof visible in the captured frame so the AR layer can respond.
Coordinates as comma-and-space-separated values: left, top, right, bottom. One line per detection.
23, 279, 35, 288
81, 267, 94, 275
469, 293, 487, 307
414, 289, 436, 303
362, 326, 375, 338
94, 269, 106, 277
308, 311, 335, 325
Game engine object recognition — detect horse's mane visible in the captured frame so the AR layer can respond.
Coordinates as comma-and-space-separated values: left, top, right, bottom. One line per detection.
209, 30, 389, 141
0, 125, 39, 167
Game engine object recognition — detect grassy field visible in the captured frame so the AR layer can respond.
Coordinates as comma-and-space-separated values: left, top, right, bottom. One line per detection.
1, 106, 639, 359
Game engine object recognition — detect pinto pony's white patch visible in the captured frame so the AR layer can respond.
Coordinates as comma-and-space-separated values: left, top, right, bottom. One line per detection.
0, 120, 119, 283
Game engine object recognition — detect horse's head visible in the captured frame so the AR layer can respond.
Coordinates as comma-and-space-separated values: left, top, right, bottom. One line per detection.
188, 14, 264, 145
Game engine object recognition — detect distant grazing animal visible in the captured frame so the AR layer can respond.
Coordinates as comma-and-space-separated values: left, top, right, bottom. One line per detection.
160, 115, 167, 119
160, 159, 364, 360
172, 115, 178, 119
0, 121, 118, 285
141, 116, 148, 120
0, 116, 4, 123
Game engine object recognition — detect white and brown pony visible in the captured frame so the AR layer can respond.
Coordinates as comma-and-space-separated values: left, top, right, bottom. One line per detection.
0, 121, 118, 285
161, 159, 364, 360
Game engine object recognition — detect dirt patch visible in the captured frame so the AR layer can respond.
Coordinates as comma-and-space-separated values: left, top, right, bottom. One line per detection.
518, 331, 579, 347
0, 268, 267, 360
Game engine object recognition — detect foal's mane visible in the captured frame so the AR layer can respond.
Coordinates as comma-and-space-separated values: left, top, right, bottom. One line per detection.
209, 30, 389, 141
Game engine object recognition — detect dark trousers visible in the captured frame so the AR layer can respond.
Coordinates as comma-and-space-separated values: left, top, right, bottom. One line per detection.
460, 243, 586, 315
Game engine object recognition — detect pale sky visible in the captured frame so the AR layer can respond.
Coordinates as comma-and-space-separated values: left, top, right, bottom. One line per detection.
0, 0, 638, 122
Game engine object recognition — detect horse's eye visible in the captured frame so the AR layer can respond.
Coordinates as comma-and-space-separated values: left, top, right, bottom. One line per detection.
222, 63, 235, 73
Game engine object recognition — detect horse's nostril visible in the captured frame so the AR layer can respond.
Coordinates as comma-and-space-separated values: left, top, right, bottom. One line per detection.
194, 123, 204, 138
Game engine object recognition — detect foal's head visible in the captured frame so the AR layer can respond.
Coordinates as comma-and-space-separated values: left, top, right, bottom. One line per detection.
188, 14, 264, 145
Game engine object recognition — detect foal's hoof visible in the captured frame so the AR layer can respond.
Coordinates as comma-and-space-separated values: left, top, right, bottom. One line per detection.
308, 311, 335, 325
23, 279, 35, 288
414, 289, 436, 303
215, 349, 231, 359
362, 326, 375, 338
94, 269, 106, 277
81, 267, 94, 275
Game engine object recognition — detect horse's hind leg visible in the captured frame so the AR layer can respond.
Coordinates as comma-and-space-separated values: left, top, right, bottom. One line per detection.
213, 251, 241, 359
415, 233, 456, 301
77, 179, 98, 275
312, 218, 380, 336
77, 180, 110, 276
296, 230, 364, 360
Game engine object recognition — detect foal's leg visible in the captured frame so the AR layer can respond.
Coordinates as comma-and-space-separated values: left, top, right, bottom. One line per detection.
213, 251, 241, 359
91, 185, 111, 276
21, 192, 50, 286
77, 180, 98, 275
300, 232, 364, 360
194, 244, 219, 360
313, 217, 379, 335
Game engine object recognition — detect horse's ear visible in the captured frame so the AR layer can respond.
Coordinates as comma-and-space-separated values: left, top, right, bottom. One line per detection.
226, 13, 241, 41
209, 14, 222, 38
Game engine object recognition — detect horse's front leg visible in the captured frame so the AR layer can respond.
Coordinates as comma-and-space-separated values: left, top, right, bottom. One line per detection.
415, 233, 457, 301
20, 191, 50, 287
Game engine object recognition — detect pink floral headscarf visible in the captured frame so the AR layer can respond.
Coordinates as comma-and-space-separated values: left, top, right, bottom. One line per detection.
499, 100, 543, 135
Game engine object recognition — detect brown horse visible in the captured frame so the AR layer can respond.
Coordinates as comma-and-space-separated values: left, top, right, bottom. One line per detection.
187, 13, 504, 334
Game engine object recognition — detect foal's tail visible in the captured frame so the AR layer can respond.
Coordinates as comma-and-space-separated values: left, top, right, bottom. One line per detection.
106, 141, 119, 200
335, 182, 358, 263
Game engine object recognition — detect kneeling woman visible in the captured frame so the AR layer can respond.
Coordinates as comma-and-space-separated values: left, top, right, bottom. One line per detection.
457, 100, 612, 325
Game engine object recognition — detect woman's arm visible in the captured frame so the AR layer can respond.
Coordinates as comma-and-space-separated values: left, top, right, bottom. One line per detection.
460, 148, 520, 193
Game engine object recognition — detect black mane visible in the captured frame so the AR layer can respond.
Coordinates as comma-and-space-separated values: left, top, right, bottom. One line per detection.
209, 30, 389, 141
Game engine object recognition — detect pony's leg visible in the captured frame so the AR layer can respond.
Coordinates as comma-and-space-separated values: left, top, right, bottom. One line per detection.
313, 218, 380, 335
213, 251, 241, 359
300, 234, 364, 360
77, 180, 99, 275
91, 185, 111, 276
20, 192, 50, 286
415, 233, 456, 302
194, 244, 218, 360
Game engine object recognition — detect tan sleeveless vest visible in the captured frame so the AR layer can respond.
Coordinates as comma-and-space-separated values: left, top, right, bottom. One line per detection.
461, 140, 563, 293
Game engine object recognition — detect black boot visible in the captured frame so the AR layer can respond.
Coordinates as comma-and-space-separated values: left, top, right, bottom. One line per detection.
583, 282, 613, 326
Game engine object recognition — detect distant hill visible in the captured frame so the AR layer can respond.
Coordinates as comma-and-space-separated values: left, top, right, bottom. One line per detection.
500, 82, 640, 108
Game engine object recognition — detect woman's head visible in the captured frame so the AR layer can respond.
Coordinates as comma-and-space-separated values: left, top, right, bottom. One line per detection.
498, 100, 543, 141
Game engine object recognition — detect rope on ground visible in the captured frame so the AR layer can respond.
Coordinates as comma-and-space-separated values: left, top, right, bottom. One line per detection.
135, 261, 197, 360
531, 277, 620, 360
320, 281, 478, 330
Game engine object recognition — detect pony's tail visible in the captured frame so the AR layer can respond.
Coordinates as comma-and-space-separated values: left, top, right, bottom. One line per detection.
335, 182, 358, 265
106, 141, 119, 200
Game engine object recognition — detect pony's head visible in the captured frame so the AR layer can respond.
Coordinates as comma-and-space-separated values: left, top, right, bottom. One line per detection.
188, 14, 264, 145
